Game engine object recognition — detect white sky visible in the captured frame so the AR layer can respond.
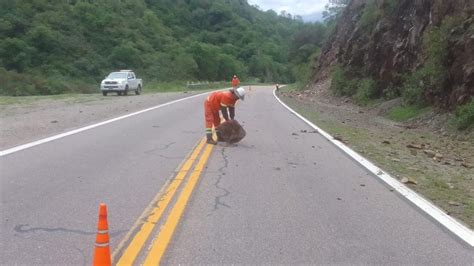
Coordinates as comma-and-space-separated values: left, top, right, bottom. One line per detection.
247, 0, 329, 16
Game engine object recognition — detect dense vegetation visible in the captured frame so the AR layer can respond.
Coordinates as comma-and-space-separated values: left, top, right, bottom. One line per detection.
0, 0, 327, 96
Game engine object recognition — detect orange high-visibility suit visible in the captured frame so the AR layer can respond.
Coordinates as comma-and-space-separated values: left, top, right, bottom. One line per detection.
204, 90, 237, 135
231, 76, 240, 88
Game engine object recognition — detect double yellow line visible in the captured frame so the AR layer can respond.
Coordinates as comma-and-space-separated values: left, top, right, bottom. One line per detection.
115, 138, 214, 265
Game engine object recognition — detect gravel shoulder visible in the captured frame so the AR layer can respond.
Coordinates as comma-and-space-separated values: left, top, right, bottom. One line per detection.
278, 81, 474, 228
0, 92, 204, 150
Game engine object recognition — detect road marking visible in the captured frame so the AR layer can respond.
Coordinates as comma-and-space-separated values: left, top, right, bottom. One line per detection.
0, 91, 217, 157
115, 138, 207, 265
273, 89, 474, 247
143, 143, 214, 265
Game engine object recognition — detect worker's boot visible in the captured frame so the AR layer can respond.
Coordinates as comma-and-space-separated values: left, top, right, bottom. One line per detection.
206, 133, 217, 145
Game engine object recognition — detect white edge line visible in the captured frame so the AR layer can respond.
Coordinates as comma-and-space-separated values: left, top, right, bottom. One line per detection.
273, 88, 474, 247
0, 91, 215, 157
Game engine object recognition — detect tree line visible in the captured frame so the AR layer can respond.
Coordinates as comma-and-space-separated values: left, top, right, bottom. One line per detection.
0, 0, 329, 95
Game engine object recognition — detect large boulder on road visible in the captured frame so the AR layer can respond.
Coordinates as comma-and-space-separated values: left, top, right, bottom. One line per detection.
216, 120, 246, 144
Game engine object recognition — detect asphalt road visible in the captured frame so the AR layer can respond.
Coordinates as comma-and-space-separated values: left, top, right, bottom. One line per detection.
1, 86, 472, 265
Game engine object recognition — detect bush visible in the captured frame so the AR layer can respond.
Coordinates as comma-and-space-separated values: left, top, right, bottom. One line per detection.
330, 65, 355, 96
0, 67, 96, 96
401, 16, 462, 105
402, 69, 426, 105
354, 78, 377, 105
454, 99, 474, 130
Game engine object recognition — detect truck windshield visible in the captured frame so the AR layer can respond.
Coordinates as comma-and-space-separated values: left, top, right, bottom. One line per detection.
107, 72, 128, 79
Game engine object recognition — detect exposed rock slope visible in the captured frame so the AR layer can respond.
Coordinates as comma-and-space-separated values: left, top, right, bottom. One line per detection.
314, 0, 473, 108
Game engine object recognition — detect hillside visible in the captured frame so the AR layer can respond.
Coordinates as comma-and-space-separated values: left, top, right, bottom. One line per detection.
0, 0, 325, 95
313, 0, 473, 111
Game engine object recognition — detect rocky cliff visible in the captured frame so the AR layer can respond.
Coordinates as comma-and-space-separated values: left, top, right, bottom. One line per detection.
313, 0, 473, 109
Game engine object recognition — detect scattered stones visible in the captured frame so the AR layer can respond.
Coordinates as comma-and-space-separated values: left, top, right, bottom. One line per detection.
292, 132, 299, 136
410, 149, 418, 156
382, 140, 391, 144
423, 149, 436, 157
401, 177, 417, 185
300, 129, 307, 133
50, 120, 58, 123
461, 162, 472, 168
407, 144, 423, 149
274, 167, 281, 171
391, 158, 401, 162
448, 201, 461, 206
337, 197, 342, 200
360, 184, 366, 187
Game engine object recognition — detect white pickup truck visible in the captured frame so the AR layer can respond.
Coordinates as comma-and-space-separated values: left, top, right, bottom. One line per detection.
100, 70, 142, 96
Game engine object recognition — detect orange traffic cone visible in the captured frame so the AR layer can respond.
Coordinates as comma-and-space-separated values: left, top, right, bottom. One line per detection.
93, 203, 111, 266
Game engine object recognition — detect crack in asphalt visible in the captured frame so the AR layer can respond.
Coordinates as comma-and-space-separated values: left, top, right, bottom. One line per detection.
14, 224, 126, 237
158, 154, 182, 160
213, 147, 231, 211
11, 224, 128, 264
144, 142, 177, 154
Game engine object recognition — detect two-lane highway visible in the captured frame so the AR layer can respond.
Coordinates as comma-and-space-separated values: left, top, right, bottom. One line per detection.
1, 87, 472, 264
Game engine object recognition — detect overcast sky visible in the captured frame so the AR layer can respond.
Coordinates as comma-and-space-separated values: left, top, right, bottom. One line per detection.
247, 0, 329, 20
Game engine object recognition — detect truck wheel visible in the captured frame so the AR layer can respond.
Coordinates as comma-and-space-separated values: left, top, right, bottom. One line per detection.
124, 86, 129, 96
102, 91, 107, 96
135, 85, 141, 95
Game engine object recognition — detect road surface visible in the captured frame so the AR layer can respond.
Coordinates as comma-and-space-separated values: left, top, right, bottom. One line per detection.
1, 86, 472, 264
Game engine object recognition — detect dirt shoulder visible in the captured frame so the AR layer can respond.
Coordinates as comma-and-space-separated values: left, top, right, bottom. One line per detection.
278, 80, 474, 228
0, 91, 203, 150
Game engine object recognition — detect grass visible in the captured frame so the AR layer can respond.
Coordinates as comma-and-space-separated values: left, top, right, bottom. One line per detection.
453, 99, 474, 130
279, 83, 301, 93
385, 106, 430, 121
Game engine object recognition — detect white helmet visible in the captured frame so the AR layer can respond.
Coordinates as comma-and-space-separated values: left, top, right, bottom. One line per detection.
234, 87, 245, 101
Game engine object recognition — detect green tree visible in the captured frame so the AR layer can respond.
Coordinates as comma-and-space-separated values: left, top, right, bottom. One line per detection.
0, 38, 33, 71
322, 0, 349, 24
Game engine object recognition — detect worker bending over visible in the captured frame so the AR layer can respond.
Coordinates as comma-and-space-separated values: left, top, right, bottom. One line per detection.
204, 87, 245, 144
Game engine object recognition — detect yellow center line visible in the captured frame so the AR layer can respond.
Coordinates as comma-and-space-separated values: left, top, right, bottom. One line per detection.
116, 138, 207, 265
143, 143, 214, 265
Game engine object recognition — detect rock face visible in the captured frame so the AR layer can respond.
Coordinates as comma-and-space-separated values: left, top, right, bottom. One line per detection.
216, 120, 246, 144
313, 0, 473, 109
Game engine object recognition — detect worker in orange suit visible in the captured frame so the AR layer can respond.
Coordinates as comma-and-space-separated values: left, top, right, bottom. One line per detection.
204, 87, 245, 144
231, 75, 240, 89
